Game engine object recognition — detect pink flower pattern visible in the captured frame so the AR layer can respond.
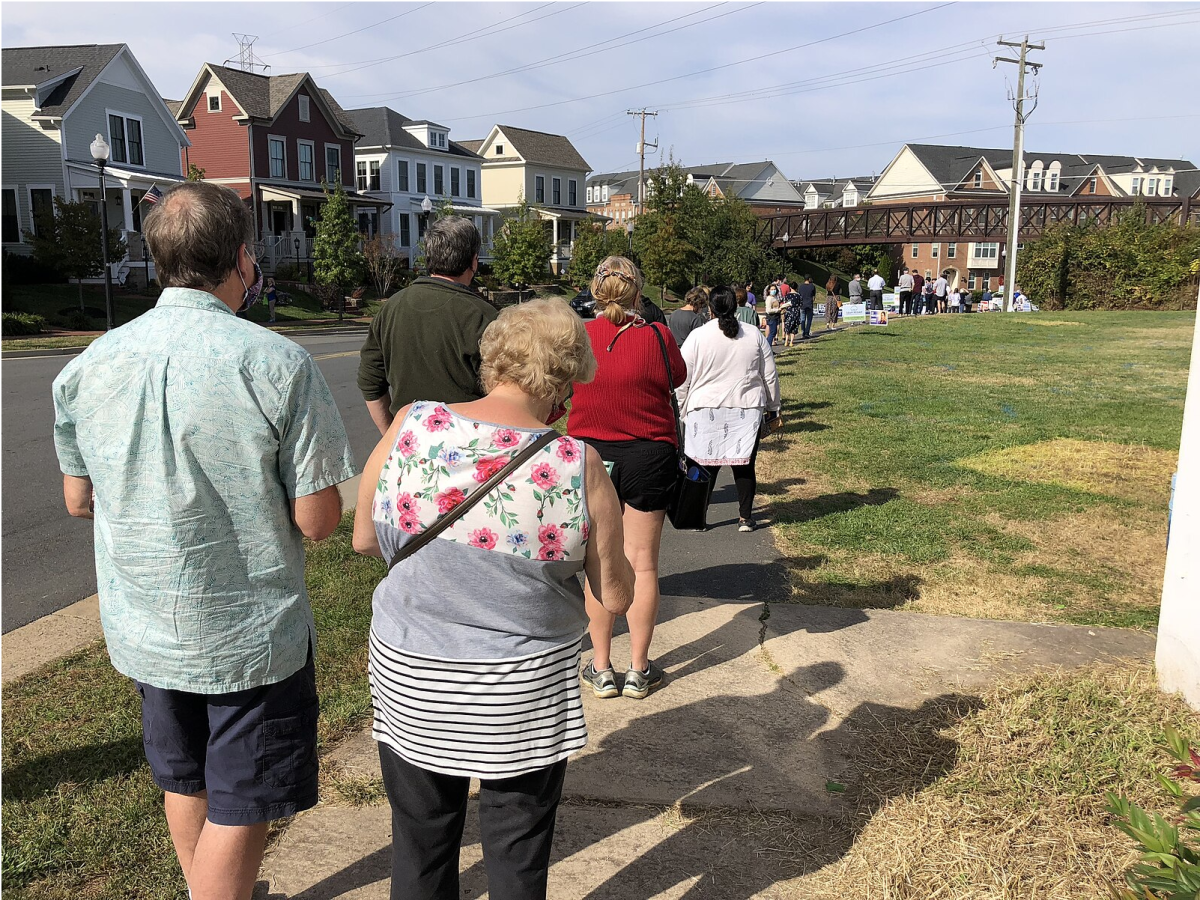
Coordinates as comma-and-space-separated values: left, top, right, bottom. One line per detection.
373, 401, 587, 560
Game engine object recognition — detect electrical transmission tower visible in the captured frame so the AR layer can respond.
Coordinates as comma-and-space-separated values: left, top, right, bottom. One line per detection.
995, 35, 1044, 311
225, 34, 270, 74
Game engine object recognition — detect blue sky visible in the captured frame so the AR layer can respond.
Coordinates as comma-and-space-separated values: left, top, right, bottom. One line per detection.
5, 2, 1198, 180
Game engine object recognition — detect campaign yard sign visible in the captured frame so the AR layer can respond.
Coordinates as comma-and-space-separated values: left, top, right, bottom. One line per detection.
869, 309, 889, 326
842, 302, 867, 323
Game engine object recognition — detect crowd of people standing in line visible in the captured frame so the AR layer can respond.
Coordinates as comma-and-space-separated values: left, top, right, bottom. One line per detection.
53, 182, 784, 900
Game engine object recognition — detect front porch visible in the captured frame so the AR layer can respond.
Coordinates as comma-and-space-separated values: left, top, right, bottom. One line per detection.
257, 184, 392, 275
537, 207, 589, 275
66, 160, 184, 288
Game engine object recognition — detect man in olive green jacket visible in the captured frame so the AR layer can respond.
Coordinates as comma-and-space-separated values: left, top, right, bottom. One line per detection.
357, 217, 498, 434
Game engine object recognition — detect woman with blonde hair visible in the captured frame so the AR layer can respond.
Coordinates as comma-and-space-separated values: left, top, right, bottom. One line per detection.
568, 256, 687, 700
354, 297, 635, 900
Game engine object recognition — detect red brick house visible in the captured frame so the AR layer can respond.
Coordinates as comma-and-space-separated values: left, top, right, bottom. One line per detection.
168, 63, 389, 271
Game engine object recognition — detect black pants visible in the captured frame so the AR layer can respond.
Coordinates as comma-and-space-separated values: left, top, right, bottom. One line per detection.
703, 432, 761, 521
899, 291, 912, 315
800, 307, 813, 337
379, 744, 567, 900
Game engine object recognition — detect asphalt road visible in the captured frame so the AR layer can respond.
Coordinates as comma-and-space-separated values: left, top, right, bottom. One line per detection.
1, 331, 381, 632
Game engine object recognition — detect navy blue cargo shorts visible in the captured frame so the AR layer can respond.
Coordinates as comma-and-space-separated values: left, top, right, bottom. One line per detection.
134, 648, 319, 826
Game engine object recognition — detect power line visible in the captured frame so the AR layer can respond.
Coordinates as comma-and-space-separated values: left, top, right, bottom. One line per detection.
311, 3, 585, 78
435, 2, 958, 124
261, 3, 434, 57
341, 1, 761, 104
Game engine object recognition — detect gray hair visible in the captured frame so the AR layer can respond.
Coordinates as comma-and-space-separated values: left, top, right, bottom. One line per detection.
144, 182, 255, 291
424, 216, 480, 277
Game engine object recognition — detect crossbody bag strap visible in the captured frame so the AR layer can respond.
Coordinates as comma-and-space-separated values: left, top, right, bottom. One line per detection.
646, 323, 687, 468
387, 428, 559, 572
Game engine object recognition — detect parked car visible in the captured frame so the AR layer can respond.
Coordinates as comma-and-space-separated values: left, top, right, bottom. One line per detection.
570, 288, 596, 318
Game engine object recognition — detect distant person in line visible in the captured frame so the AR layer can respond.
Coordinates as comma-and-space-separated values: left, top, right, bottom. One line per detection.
745, 282, 757, 309
867, 270, 886, 309
897, 266, 914, 316
848, 273, 864, 307
934, 271, 949, 314
358, 217, 497, 435
796, 275, 817, 339
265, 276, 278, 323
734, 284, 759, 327
825, 274, 840, 306
676, 285, 781, 534
353, 298, 634, 900
961, 287, 973, 313
637, 294, 667, 325
782, 286, 802, 346
911, 269, 926, 313
982, 286, 994, 311
923, 277, 937, 314
763, 285, 783, 347
949, 285, 962, 313
569, 257, 687, 702
778, 278, 792, 303
669, 285, 710, 347
53, 181, 356, 900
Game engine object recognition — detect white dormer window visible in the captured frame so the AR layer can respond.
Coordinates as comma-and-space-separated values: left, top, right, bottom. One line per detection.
973, 171, 983, 188
1164, 177, 1173, 195
1148, 177, 1159, 195
587, 186, 593, 203
495, 144, 504, 156
1132, 176, 1142, 195
298, 95, 310, 123
207, 93, 221, 112
601, 185, 608, 202
1047, 172, 1059, 191
1030, 171, 1042, 191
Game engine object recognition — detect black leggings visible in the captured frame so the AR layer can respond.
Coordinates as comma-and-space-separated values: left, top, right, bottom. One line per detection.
702, 432, 761, 521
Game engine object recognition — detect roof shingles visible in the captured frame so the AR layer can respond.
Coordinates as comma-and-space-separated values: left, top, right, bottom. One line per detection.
2, 44, 124, 117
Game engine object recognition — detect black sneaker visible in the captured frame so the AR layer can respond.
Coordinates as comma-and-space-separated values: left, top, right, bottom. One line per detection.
581, 661, 619, 699
622, 661, 664, 699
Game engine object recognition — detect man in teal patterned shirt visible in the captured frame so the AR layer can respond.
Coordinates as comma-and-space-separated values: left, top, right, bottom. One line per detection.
52, 182, 357, 900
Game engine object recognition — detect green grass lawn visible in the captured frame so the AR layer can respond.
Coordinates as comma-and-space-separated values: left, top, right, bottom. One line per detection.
1, 516, 381, 900
760, 310, 1193, 629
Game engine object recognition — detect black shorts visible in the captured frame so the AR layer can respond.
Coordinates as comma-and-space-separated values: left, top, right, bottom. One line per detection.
135, 648, 319, 826
584, 438, 678, 512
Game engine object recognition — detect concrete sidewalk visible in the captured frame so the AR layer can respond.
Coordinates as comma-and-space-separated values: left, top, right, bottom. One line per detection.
254, 475, 1154, 900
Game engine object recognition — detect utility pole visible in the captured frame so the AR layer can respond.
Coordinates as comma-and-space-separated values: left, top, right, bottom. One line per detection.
627, 109, 658, 216
995, 36, 1043, 311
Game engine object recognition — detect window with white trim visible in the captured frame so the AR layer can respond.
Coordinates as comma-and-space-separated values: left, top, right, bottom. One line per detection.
552, 177, 561, 205
968, 273, 977, 289
397, 159, 409, 192
367, 160, 380, 191
587, 186, 594, 203
569, 179, 577, 207
1148, 177, 1159, 195
535, 175, 546, 203
325, 145, 341, 183
1088, 177, 1099, 193
356, 161, 369, 192
602, 184, 609, 202
416, 162, 427, 194
450, 167, 460, 197
1047, 171, 1059, 191
107, 112, 144, 166
268, 136, 286, 179
29, 187, 54, 238
398, 213, 411, 248
207, 93, 221, 112
467, 169, 476, 199
1164, 176, 1174, 195
973, 242, 999, 260
931, 243, 940, 259
1030, 171, 1043, 191
1132, 176, 1142, 195
298, 141, 315, 181
947, 242, 957, 259
298, 95, 310, 122
433, 164, 444, 195
911, 243, 919, 259
2, 187, 19, 242
973, 171, 983, 188
495, 144, 504, 156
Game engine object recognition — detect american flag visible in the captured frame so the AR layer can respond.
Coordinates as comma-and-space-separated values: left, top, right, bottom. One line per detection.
143, 185, 163, 205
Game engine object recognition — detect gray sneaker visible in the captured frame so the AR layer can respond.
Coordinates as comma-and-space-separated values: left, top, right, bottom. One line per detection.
581, 661, 619, 699
622, 661, 664, 699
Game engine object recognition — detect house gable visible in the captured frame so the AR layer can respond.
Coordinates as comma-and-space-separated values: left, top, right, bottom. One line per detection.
952, 157, 1006, 192
867, 145, 943, 201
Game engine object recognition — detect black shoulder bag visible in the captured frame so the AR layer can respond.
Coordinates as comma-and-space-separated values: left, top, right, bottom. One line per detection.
387, 429, 558, 571
647, 324, 712, 531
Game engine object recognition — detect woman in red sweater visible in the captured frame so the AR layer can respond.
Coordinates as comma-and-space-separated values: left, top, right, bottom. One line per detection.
569, 256, 686, 700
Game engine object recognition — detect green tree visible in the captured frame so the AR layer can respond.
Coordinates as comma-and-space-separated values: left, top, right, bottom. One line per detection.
491, 198, 552, 289
312, 181, 364, 321
632, 208, 690, 300
24, 196, 125, 311
568, 219, 608, 288
186, 163, 206, 182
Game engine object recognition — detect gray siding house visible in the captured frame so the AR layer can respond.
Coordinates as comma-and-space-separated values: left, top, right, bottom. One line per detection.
2, 43, 189, 281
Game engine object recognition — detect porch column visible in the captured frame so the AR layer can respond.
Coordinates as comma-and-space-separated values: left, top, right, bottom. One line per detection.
121, 187, 135, 234
291, 198, 301, 231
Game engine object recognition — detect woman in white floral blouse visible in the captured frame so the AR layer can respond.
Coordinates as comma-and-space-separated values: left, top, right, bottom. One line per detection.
353, 297, 634, 900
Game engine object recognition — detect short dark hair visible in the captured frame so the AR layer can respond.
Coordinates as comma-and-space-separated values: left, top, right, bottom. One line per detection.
805, 275, 813, 282
143, 182, 255, 291
424, 216, 480, 277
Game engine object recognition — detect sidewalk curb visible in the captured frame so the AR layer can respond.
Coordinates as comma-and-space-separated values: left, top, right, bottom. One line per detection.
2, 325, 369, 359
1, 475, 361, 685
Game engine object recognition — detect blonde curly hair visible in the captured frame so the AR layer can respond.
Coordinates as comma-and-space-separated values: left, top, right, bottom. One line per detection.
590, 256, 644, 325
479, 298, 597, 402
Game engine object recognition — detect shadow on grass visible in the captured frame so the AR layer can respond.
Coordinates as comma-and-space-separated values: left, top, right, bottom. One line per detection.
768, 486, 901, 522
1, 735, 147, 803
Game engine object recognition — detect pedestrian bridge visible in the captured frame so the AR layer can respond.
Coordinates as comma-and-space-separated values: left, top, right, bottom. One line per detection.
756, 197, 1193, 249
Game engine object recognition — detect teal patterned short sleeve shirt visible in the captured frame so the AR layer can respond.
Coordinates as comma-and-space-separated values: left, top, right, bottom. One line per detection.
52, 288, 358, 693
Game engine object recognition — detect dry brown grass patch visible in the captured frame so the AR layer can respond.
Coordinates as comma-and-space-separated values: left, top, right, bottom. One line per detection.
794, 661, 1200, 900
1021, 319, 1087, 327
959, 439, 1176, 504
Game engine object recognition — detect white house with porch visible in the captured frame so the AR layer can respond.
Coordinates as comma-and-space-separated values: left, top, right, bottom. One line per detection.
459, 125, 591, 275
2, 43, 188, 284
345, 106, 498, 265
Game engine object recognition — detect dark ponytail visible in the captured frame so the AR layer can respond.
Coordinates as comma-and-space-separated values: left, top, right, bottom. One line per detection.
711, 285, 740, 338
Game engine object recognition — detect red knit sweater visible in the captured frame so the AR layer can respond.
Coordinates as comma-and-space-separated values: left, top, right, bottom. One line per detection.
568, 316, 687, 445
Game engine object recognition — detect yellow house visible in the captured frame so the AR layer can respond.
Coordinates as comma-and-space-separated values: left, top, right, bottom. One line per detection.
460, 124, 591, 274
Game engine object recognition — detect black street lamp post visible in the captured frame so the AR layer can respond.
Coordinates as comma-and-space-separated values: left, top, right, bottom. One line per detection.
293, 237, 301, 279
90, 134, 115, 330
